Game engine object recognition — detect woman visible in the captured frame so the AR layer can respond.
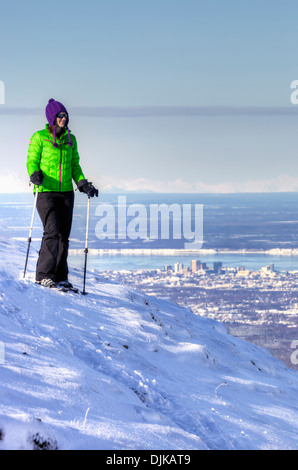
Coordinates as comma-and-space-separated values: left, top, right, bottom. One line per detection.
26, 98, 98, 290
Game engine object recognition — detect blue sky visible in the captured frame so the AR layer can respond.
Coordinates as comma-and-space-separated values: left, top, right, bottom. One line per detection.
1, 0, 298, 193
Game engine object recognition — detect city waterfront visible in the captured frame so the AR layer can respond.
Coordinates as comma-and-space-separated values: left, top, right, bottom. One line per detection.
68, 249, 298, 272
82, 257, 298, 370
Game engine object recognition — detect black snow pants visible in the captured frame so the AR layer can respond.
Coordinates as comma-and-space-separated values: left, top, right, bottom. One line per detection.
35, 191, 74, 283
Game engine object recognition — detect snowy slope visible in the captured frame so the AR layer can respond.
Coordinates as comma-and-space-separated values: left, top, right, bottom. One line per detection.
1, 238, 298, 450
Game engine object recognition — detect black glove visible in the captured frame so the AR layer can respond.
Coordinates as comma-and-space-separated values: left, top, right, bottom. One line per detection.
77, 179, 98, 197
30, 170, 44, 186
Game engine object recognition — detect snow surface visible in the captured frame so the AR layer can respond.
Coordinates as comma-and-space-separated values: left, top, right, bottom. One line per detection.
1, 238, 298, 450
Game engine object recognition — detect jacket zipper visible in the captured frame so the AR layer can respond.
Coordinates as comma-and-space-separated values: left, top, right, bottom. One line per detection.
58, 138, 62, 192
44, 134, 64, 191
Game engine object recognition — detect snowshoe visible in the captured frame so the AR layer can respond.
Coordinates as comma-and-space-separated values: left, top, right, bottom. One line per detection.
36, 279, 68, 292
57, 281, 79, 293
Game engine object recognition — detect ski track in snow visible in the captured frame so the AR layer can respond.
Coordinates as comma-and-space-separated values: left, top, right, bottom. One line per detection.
0, 238, 298, 450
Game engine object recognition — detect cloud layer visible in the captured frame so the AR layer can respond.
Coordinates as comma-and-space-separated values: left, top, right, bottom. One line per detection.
98, 174, 298, 194
1, 106, 298, 118
2, 172, 298, 194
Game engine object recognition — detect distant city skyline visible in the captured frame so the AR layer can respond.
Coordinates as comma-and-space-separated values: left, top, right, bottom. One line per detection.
1, 0, 298, 193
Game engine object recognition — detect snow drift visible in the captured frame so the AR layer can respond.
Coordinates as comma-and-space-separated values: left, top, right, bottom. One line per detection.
0, 238, 298, 450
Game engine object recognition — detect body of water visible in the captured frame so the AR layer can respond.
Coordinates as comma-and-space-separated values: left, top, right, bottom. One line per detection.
2, 191, 298, 272
68, 251, 298, 272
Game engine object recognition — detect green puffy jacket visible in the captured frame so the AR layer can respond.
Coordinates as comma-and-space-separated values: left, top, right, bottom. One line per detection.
26, 124, 85, 192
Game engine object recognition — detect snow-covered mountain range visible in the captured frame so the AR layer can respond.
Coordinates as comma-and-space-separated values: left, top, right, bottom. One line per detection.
1, 238, 298, 450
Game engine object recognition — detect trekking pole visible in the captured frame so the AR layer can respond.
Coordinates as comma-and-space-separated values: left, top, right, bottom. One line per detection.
23, 186, 39, 278
82, 196, 90, 295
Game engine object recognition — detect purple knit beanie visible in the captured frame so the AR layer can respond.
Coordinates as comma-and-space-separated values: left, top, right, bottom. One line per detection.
45, 98, 73, 148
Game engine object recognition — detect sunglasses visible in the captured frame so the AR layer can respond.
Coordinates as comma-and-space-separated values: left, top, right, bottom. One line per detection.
57, 113, 68, 119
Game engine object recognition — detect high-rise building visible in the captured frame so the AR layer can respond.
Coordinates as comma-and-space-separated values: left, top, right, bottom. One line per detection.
213, 261, 223, 273
191, 259, 201, 273
174, 263, 184, 274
